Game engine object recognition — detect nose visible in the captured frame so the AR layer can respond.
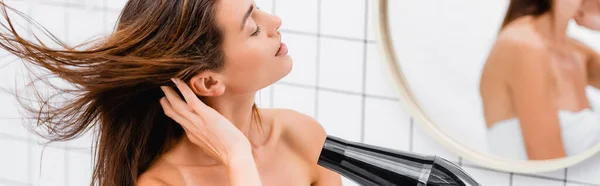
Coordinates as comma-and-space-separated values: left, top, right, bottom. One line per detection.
267, 14, 282, 37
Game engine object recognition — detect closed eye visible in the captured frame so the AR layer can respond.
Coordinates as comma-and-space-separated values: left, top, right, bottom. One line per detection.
251, 24, 261, 36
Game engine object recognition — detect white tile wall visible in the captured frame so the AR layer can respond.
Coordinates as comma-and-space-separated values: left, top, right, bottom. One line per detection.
512, 175, 565, 186
319, 37, 364, 93
411, 119, 460, 163
28, 4, 67, 49
66, 151, 93, 186
461, 167, 510, 186
2, 0, 600, 186
66, 7, 106, 46
0, 119, 30, 139
568, 154, 600, 184
365, 43, 397, 98
272, 83, 316, 118
0, 94, 22, 119
363, 97, 411, 151
275, 0, 318, 34
0, 138, 28, 183
317, 90, 363, 142
280, 34, 318, 86
320, 0, 366, 39
31, 145, 67, 186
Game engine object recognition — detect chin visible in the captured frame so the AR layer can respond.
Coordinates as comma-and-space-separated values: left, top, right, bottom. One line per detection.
269, 57, 293, 85
282, 56, 293, 75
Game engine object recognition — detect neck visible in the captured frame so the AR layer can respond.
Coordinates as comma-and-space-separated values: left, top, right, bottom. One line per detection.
203, 91, 264, 146
534, 10, 571, 44
164, 91, 267, 166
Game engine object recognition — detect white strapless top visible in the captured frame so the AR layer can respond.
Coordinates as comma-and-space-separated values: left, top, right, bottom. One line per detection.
487, 109, 600, 160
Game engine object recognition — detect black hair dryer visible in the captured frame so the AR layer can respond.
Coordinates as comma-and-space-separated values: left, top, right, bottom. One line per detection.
318, 135, 481, 186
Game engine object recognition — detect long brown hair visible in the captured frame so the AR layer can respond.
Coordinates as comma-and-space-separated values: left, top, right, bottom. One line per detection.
0, 0, 261, 185
501, 0, 552, 29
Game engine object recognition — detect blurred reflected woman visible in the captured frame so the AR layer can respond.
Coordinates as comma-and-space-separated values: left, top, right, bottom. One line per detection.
0, 0, 342, 185
480, 0, 600, 160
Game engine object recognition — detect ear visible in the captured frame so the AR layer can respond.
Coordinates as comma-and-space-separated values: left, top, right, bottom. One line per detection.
188, 71, 226, 97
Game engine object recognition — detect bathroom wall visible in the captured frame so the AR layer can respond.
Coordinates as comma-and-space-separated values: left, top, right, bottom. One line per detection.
0, 0, 600, 186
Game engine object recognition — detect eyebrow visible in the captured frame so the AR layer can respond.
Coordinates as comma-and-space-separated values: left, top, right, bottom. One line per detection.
240, 5, 254, 31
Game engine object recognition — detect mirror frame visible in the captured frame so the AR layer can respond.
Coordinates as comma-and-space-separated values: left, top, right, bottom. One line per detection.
374, 0, 600, 173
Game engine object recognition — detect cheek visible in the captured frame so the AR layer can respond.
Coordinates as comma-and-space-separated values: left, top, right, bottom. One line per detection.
226, 43, 269, 66
224, 46, 274, 80
236, 46, 272, 70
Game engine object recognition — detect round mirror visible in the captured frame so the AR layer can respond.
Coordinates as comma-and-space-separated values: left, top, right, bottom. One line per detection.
375, 0, 600, 173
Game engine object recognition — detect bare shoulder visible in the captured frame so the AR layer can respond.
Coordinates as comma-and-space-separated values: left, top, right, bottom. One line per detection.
496, 23, 547, 55
482, 23, 545, 78
496, 16, 545, 50
492, 24, 551, 74
265, 108, 326, 163
262, 108, 343, 185
480, 22, 544, 87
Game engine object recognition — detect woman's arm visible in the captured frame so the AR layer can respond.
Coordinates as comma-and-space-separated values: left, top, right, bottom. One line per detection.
498, 37, 567, 160
227, 149, 263, 186
159, 78, 262, 186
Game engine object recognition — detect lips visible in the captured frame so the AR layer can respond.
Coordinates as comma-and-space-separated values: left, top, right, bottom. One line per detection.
275, 42, 288, 57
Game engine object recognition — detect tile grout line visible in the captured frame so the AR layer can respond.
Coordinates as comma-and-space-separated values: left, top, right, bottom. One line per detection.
563, 168, 568, 186
280, 29, 376, 44
509, 173, 513, 186
359, 0, 368, 143
275, 81, 398, 100
271, 0, 276, 14
314, 0, 321, 120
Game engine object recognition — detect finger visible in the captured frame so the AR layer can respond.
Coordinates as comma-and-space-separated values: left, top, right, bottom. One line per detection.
159, 97, 196, 128
160, 85, 206, 127
160, 97, 207, 143
160, 87, 209, 129
171, 78, 212, 114
161, 85, 194, 112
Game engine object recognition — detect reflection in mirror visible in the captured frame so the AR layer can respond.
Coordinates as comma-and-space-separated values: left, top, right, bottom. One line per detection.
386, 0, 600, 164
480, 0, 600, 161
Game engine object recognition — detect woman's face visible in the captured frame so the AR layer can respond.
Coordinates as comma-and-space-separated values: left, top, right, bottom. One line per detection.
215, 0, 292, 95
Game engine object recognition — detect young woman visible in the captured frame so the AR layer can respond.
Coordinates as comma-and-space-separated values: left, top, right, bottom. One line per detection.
480, 0, 600, 160
0, 0, 342, 185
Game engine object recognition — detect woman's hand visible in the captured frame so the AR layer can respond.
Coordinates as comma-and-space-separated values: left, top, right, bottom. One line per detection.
159, 78, 251, 166
575, 0, 600, 31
